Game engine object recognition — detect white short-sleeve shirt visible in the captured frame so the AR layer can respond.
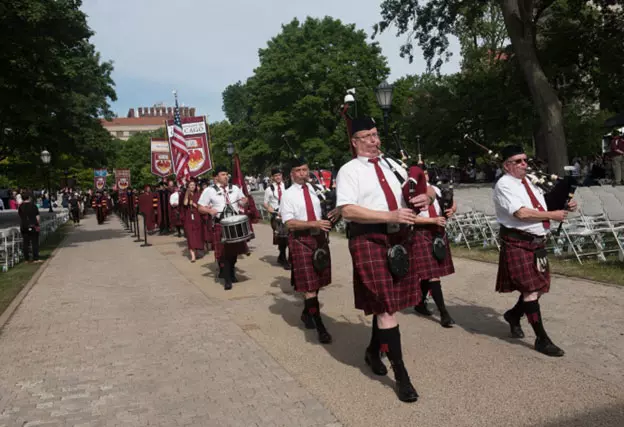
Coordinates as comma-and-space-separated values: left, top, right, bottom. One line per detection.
279, 182, 322, 223
263, 182, 286, 210
493, 174, 548, 236
169, 192, 179, 207
418, 185, 442, 218
198, 184, 245, 217
336, 156, 407, 213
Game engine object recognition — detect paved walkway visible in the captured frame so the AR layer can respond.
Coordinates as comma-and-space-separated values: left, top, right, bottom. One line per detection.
1, 214, 623, 427
0, 216, 339, 427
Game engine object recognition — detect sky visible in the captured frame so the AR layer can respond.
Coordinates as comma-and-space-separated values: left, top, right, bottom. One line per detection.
81, 0, 460, 122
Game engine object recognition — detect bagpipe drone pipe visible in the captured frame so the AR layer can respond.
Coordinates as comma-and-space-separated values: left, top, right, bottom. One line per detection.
463, 134, 577, 213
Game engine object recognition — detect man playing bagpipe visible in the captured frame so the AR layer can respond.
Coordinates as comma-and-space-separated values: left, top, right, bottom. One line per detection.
336, 116, 434, 403
493, 145, 577, 357
264, 167, 290, 270
280, 158, 336, 344
411, 165, 457, 327
198, 166, 249, 291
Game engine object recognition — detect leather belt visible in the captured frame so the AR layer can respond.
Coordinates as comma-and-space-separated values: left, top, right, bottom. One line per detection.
347, 223, 401, 239
293, 229, 321, 238
500, 226, 546, 244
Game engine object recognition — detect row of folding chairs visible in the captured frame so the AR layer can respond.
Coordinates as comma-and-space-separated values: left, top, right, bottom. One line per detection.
0, 209, 70, 272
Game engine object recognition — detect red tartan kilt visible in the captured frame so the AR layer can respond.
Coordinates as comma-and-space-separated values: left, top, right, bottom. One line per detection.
349, 233, 421, 315
213, 223, 249, 262
288, 233, 331, 292
495, 235, 550, 294
410, 227, 455, 280
203, 215, 213, 244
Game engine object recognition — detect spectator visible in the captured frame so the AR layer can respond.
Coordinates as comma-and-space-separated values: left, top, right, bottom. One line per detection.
15, 189, 23, 206
9, 191, 18, 210
0, 197, 4, 210
610, 129, 624, 185
18, 191, 42, 263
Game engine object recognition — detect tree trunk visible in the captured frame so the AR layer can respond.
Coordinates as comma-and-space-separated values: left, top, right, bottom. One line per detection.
499, 0, 568, 174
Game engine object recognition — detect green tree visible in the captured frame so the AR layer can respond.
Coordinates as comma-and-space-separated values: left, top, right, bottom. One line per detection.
222, 82, 251, 125
114, 129, 166, 188
374, 0, 571, 173
235, 17, 389, 171
0, 0, 116, 164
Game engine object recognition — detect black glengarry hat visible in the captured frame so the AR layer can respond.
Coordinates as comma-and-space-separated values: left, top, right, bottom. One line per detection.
501, 145, 525, 161
288, 156, 308, 171
351, 116, 377, 135
213, 165, 228, 176
271, 167, 282, 176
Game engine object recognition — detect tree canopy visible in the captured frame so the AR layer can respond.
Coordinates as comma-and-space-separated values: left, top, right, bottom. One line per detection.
0, 0, 116, 168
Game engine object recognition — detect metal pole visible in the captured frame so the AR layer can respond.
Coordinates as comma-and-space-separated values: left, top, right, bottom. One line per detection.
134, 211, 142, 242
383, 110, 389, 139
47, 168, 53, 213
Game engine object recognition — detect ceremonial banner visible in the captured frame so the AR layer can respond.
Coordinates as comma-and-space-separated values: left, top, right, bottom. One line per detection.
150, 138, 173, 177
94, 169, 107, 191
166, 116, 212, 178
114, 168, 131, 191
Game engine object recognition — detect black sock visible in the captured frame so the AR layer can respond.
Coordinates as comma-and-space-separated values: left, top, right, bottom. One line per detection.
305, 296, 327, 332
508, 294, 525, 320
368, 315, 379, 351
418, 280, 430, 305
377, 325, 402, 364
429, 281, 448, 316
222, 260, 232, 284
523, 300, 548, 339
278, 246, 286, 260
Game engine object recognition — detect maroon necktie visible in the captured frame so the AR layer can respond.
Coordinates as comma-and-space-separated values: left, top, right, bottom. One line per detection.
277, 185, 282, 203
521, 177, 550, 230
368, 158, 398, 211
302, 184, 317, 221
222, 186, 230, 204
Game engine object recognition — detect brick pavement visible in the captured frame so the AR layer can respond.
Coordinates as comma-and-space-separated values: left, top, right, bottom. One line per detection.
0, 215, 340, 427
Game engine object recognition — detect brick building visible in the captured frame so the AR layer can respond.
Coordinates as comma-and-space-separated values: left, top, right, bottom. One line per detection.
101, 104, 197, 140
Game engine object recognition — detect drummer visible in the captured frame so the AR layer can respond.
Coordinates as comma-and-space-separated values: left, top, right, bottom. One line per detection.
264, 167, 290, 269
198, 165, 249, 290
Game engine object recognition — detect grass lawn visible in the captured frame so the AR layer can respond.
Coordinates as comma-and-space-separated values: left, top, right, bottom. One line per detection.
0, 224, 70, 316
451, 245, 624, 286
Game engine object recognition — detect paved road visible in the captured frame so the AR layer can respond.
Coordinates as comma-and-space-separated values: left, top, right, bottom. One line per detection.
0, 215, 623, 427
0, 216, 339, 427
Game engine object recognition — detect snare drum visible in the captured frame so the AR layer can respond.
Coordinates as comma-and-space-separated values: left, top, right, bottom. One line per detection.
220, 215, 254, 243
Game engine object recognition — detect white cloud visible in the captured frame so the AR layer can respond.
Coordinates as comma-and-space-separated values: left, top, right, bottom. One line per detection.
82, 0, 460, 121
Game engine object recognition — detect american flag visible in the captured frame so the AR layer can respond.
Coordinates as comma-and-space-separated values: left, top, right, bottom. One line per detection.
170, 97, 191, 184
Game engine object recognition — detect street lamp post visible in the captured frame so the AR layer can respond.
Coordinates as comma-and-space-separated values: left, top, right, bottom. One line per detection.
227, 142, 235, 170
374, 80, 394, 139
40, 149, 53, 213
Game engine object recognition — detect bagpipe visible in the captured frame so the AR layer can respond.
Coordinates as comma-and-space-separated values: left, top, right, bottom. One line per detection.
464, 135, 577, 234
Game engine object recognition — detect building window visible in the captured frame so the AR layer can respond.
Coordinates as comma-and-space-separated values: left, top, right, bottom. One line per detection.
116, 131, 123, 137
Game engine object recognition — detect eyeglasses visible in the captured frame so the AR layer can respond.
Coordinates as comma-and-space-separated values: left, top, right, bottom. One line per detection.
354, 132, 379, 141
507, 158, 528, 165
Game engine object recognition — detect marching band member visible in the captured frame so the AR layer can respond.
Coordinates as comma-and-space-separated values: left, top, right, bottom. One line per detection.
280, 158, 334, 344
168, 181, 183, 238
494, 145, 577, 357
183, 179, 205, 263
411, 165, 457, 327
198, 166, 249, 291
264, 167, 290, 269
336, 116, 433, 403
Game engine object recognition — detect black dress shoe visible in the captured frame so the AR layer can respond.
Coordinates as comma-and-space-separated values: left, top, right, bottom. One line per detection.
535, 337, 565, 357
504, 310, 525, 338
283, 261, 291, 270
440, 312, 455, 328
414, 303, 432, 316
231, 275, 239, 283
391, 362, 419, 403
365, 348, 388, 376
318, 330, 332, 344
224, 281, 232, 291
301, 312, 316, 329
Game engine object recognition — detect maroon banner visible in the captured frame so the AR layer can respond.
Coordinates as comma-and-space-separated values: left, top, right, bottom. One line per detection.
166, 116, 213, 178
94, 169, 107, 191
115, 168, 131, 191
150, 138, 173, 177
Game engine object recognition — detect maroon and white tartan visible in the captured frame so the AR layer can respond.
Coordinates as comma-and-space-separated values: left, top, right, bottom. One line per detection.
409, 227, 455, 280
288, 233, 331, 292
212, 223, 249, 263
349, 232, 421, 315
496, 235, 550, 294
